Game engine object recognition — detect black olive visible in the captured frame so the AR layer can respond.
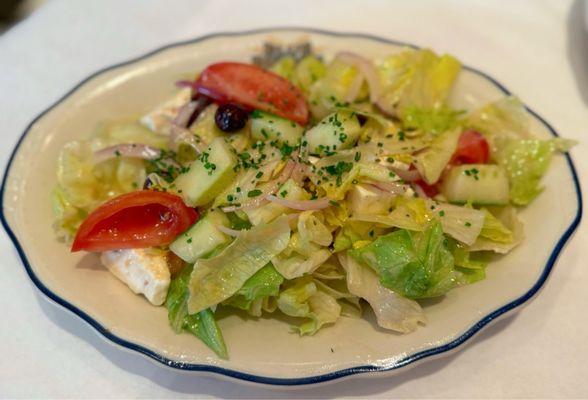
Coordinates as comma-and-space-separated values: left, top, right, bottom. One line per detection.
215, 104, 249, 132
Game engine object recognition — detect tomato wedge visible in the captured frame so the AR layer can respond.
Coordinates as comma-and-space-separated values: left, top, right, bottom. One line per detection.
451, 130, 490, 165
71, 191, 198, 252
195, 62, 309, 125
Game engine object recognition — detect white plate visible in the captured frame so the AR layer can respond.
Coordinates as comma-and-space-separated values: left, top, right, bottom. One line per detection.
0, 28, 582, 386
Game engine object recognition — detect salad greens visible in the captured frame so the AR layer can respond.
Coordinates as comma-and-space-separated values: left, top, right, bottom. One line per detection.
53, 44, 576, 358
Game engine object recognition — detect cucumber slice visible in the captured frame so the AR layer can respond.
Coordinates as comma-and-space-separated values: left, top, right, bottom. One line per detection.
170, 211, 230, 263
250, 111, 304, 145
304, 111, 361, 156
441, 164, 510, 206
174, 137, 238, 206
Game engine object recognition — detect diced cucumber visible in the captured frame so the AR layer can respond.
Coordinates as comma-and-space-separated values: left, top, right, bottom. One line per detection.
244, 179, 309, 225
173, 137, 238, 206
441, 164, 510, 206
170, 211, 230, 263
250, 111, 304, 145
304, 111, 361, 156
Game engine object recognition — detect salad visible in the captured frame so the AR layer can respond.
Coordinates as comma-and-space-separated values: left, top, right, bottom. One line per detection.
52, 43, 575, 358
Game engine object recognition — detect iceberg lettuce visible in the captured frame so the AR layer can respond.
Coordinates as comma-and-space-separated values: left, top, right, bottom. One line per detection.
349, 221, 458, 299
377, 49, 461, 125
166, 265, 227, 359
339, 253, 425, 332
223, 263, 284, 316
187, 216, 291, 313
276, 277, 341, 335
494, 138, 576, 205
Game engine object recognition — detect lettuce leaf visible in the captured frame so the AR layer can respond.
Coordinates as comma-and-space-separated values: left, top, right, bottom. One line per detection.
276, 277, 341, 335
339, 253, 425, 332
466, 97, 530, 153
187, 216, 291, 313
479, 208, 513, 243
402, 106, 464, 135
470, 206, 524, 254
166, 265, 227, 359
495, 138, 576, 205
349, 221, 458, 299
352, 198, 485, 246
377, 49, 461, 119
414, 128, 461, 184
223, 264, 284, 316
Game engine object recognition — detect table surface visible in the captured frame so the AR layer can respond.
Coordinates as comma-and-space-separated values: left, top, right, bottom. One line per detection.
1, 0, 587, 398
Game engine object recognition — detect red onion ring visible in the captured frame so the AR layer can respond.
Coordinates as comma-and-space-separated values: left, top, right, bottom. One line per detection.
173, 101, 198, 128
221, 160, 297, 213
94, 144, 163, 163
389, 167, 421, 182
266, 195, 332, 211
335, 52, 381, 103
216, 224, 243, 237
369, 181, 410, 195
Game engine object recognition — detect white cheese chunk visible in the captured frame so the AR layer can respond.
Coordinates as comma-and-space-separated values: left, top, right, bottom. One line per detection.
101, 249, 171, 306
140, 87, 191, 135
347, 184, 395, 215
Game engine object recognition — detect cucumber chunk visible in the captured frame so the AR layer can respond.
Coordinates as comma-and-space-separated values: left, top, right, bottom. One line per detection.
304, 111, 361, 155
173, 137, 238, 206
170, 211, 230, 263
441, 164, 509, 206
250, 111, 304, 145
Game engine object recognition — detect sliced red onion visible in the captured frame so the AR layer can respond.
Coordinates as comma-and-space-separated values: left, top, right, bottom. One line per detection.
216, 224, 243, 237
94, 144, 163, 163
221, 196, 269, 213
336, 52, 381, 103
168, 124, 206, 153
175, 80, 197, 90
344, 73, 365, 103
374, 98, 398, 118
369, 181, 410, 195
266, 195, 332, 211
412, 183, 429, 199
221, 161, 296, 213
389, 167, 421, 182
173, 101, 198, 128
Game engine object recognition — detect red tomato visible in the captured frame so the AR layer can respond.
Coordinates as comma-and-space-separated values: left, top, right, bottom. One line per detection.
195, 62, 309, 125
414, 179, 439, 198
71, 191, 198, 252
451, 130, 490, 165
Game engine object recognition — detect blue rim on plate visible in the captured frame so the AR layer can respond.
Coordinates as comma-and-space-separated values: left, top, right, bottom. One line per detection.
0, 27, 583, 386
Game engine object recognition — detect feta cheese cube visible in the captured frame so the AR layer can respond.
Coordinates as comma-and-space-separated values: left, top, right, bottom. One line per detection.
100, 249, 171, 306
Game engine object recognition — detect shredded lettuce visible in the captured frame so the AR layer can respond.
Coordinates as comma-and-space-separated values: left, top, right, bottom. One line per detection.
223, 264, 284, 316
349, 221, 458, 299
494, 138, 576, 205
276, 276, 341, 335
187, 216, 291, 314
414, 127, 461, 184
166, 265, 227, 359
339, 253, 425, 332
377, 49, 461, 121
402, 106, 464, 135
470, 206, 524, 254
353, 198, 485, 246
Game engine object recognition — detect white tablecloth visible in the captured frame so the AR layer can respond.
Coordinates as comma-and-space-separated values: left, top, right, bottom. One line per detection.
1, 0, 587, 398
